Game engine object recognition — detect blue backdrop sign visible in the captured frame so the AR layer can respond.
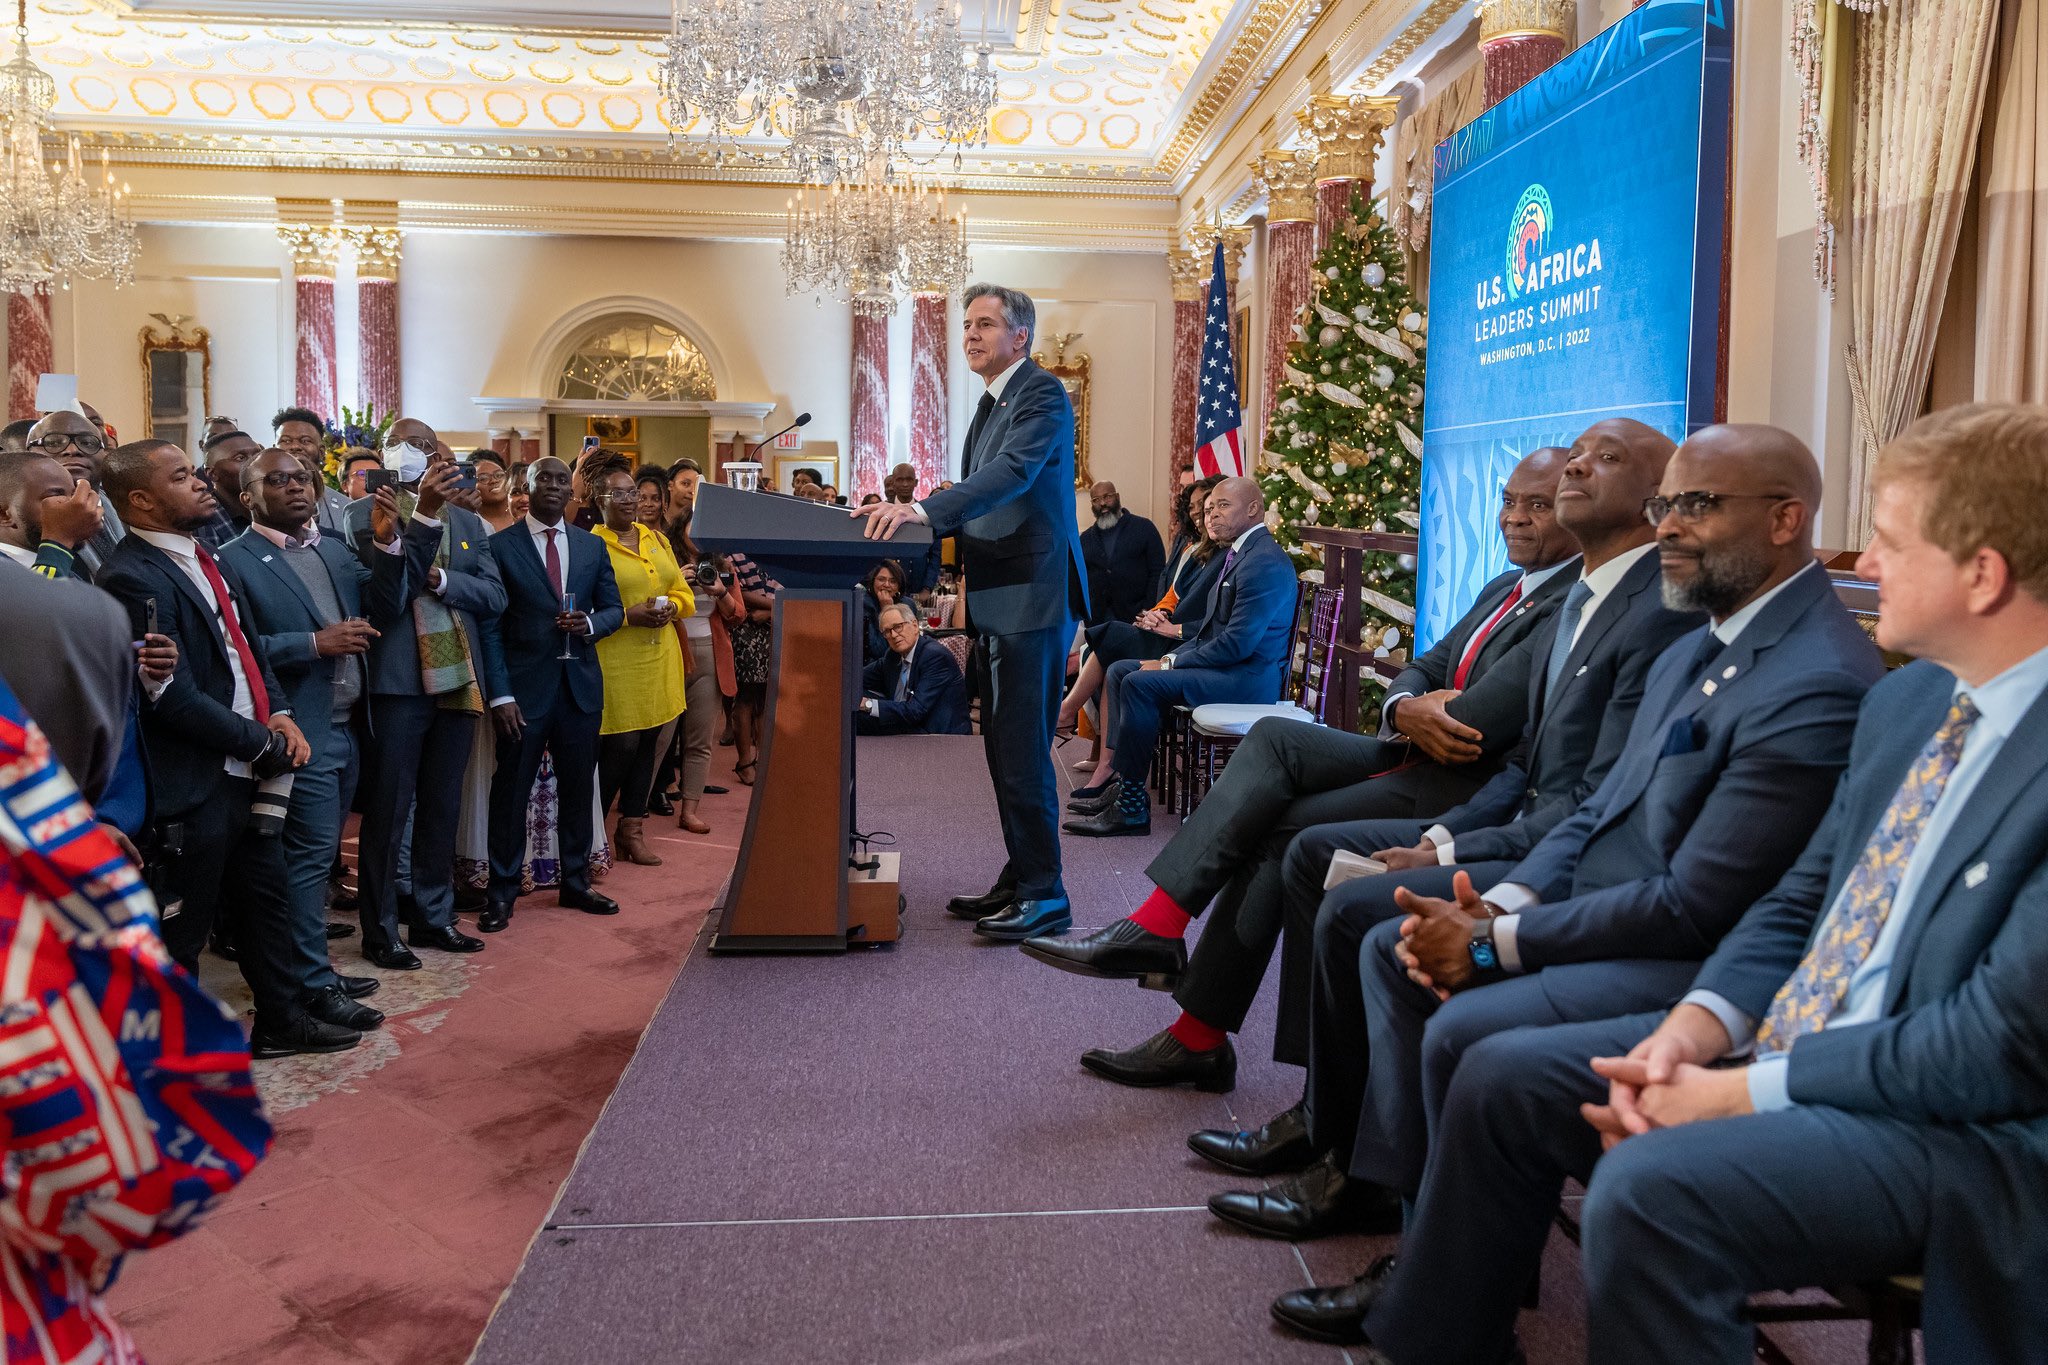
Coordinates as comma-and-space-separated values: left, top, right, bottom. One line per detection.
1416, 0, 1732, 646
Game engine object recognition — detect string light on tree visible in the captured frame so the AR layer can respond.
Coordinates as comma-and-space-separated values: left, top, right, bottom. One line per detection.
1258, 190, 1426, 716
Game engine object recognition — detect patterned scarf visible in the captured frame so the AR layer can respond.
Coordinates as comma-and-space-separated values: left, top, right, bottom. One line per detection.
413, 513, 483, 714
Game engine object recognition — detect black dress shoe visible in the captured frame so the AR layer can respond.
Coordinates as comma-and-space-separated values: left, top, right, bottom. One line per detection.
648, 789, 676, 816
249, 1015, 361, 1058
947, 884, 1017, 920
1269, 1255, 1398, 1346
1207, 1151, 1403, 1241
1066, 783, 1120, 814
560, 887, 620, 916
703, 783, 730, 795
325, 922, 357, 940
328, 886, 360, 912
477, 900, 514, 933
363, 943, 423, 971
1188, 1100, 1317, 1176
334, 974, 381, 1000
453, 883, 488, 913
1063, 804, 1151, 837
302, 986, 385, 1032
1019, 918, 1186, 988
410, 923, 486, 953
972, 897, 1071, 942
1080, 1028, 1235, 1092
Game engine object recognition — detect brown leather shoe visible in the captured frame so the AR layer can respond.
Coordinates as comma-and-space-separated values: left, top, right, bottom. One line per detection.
676, 801, 711, 835
615, 817, 664, 866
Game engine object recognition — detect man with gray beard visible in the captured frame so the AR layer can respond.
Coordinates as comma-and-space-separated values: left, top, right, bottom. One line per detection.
1205, 424, 1888, 1259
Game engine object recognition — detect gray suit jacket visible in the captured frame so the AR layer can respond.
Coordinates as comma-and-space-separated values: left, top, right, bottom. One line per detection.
340, 499, 507, 697
0, 563, 133, 801
919, 359, 1088, 634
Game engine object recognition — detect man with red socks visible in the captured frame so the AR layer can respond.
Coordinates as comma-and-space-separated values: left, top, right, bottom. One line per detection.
1020, 444, 1583, 1091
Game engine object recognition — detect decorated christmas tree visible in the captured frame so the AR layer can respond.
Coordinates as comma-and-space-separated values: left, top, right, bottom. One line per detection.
1258, 191, 1427, 683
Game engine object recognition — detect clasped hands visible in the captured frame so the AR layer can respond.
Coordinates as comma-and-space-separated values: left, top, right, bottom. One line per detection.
1580, 1005, 1753, 1150
1134, 608, 1181, 640
1391, 688, 1484, 763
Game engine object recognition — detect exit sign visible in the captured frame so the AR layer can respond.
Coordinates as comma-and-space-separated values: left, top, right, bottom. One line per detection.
772, 428, 804, 450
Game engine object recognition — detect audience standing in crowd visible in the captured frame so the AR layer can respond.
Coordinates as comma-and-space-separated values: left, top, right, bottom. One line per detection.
724, 548, 775, 786
591, 460, 689, 867
340, 448, 382, 501
271, 408, 350, 534
195, 428, 259, 550
1079, 479, 1166, 628
28, 409, 124, 578
472, 449, 519, 531
658, 502, 738, 834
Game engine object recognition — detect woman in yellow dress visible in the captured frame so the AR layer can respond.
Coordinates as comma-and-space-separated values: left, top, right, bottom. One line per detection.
591, 462, 691, 867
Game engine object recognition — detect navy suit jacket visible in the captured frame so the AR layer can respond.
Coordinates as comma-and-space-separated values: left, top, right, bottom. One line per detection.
1502, 564, 1886, 969
1687, 659, 2048, 1361
477, 521, 625, 718
1436, 550, 1704, 864
98, 534, 288, 820
1170, 526, 1296, 694
860, 641, 971, 736
1164, 548, 1227, 632
218, 528, 409, 745
918, 360, 1088, 634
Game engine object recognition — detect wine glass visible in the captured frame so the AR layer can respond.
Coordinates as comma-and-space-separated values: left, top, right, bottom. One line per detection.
558, 591, 578, 660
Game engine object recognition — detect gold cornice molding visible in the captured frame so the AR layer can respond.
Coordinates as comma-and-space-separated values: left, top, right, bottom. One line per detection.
1298, 92, 1398, 183
275, 220, 340, 276
341, 224, 402, 279
1476, 0, 1573, 45
1347, 0, 1471, 95
1153, 0, 1318, 177
1251, 146, 1318, 222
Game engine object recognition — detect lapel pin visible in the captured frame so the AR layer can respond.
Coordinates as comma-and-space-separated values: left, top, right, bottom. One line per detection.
1575, 665, 1588, 677
1965, 862, 1989, 888
1701, 680, 1717, 696
461, 541, 469, 550
1721, 665, 1738, 680
261, 554, 273, 563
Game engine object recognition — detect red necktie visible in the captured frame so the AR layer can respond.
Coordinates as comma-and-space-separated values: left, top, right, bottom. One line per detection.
543, 527, 564, 600
195, 544, 272, 725
1452, 580, 1523, 689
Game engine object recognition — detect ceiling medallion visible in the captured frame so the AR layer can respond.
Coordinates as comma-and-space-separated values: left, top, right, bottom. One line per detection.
0, 0, 135, 292
657, 0, 997, 186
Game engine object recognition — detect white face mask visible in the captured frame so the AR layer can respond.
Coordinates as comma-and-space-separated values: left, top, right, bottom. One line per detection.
383, 441, 430, 483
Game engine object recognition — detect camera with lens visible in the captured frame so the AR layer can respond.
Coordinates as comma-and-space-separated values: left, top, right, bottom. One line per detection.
693, 561, 721, 591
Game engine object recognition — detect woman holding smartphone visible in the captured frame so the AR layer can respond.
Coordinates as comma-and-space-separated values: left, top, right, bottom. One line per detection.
590, 460, 690, 866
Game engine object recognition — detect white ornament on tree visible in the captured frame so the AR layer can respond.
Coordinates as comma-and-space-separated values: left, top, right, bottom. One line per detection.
1371, 364, 1394, 388
1330, 460, 1348, 475
1318, 324, 1344, 347
1362, 262, 1386, 287
1401, 311, 1422, 332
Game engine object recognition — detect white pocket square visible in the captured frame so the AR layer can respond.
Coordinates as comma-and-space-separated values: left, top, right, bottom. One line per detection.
1965, 862, 1989, 889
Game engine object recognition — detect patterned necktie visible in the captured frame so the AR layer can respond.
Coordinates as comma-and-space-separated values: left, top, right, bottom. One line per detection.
1543, 580, 1595, 697
543, 527, 564, 600
194, 545, 271, 725
1452, 580, 1523, 689
964, 391, 996, 471
1754, 693, 1981, 1051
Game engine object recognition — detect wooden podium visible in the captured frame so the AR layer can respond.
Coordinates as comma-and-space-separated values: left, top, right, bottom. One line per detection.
689, 483, 929, 953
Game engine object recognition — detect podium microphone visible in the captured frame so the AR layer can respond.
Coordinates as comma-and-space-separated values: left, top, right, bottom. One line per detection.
750, 411, 812, 460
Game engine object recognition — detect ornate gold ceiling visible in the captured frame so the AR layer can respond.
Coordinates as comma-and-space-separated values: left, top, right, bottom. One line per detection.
42, 0, 1285, 178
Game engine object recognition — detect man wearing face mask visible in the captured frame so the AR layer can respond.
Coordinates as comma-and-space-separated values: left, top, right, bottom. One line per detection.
343, 418, 505, 966
1078, 481, 1165, 629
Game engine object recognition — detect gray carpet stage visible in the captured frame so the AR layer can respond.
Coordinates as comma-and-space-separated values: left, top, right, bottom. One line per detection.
474, 734, 1878, 1365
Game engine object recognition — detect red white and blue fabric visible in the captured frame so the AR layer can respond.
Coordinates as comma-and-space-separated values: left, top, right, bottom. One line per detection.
0, 672, 270, 1364
1192, 239, 1245, 479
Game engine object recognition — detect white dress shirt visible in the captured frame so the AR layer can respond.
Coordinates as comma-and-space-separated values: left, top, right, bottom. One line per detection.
1486, 561, 1824, 968
133, 526, 263, 777
1377, 557, 1575, 742
485, 513, 575, 711
1423, 542, 1660, 863
0, 542, 36, 569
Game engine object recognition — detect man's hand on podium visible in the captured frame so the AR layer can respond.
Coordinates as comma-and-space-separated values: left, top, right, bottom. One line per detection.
851, 500, 926, 541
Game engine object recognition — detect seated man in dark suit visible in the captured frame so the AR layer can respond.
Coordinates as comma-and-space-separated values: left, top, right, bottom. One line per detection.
1213, 424, 1886, 1250
1021, 439, 1593, 1088
1062, 476, 1299, 839
1282, 403, 2048, 1364
1152, 417, 1699, 1113
858, 603, 970, 736
476, 454, 625, 933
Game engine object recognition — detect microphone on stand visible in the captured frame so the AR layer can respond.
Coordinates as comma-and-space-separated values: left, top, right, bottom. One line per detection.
749, 411, 812, 460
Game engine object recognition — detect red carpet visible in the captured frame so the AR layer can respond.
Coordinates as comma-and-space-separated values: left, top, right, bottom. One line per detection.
101, 763, 751, 1365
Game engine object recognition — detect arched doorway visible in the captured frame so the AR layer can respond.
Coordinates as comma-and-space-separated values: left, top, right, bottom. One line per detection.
549, 313, 718, 468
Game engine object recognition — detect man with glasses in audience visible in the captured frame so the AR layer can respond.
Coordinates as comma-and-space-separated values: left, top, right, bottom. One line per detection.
26, 408, 123, 578
858, 603, 970, 736
272, 407, 351, 535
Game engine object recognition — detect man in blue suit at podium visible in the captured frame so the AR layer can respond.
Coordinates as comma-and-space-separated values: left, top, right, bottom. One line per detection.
855, 283, 1088, 942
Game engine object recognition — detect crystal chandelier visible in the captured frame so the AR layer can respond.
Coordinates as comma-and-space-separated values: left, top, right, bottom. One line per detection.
0, 1, 137, 293
782, 177, 970, 316
659, 0, 997, 185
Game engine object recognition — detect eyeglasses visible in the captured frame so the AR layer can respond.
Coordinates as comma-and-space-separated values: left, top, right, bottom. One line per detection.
882, 621, 920, 635
29, 432, 103, 455
1643, 491, 1789, 525
602, 489, 640, 503
256, 470, 317, 489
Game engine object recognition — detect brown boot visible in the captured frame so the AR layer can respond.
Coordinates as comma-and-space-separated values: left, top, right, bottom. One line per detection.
615, 816, 663, 866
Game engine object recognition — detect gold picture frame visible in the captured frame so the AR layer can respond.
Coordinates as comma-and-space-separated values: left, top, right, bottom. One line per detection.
1033, 332, 1092, 488
139, 314, 211, 456
585, 414, 639, 455
773, 453, 839, 493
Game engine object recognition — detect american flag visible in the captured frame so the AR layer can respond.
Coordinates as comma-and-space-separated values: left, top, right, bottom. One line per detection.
1193, 238, 1245, 479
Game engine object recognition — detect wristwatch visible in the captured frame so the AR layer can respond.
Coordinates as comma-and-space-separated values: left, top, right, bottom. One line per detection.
1160, 653, 1176, 670
1467, 916, 1500, 972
